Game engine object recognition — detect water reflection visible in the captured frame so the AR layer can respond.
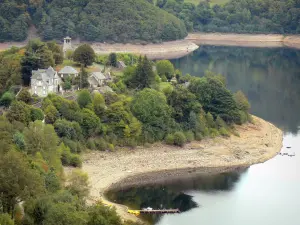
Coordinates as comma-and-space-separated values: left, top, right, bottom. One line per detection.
171, 46, 300, 134
106, 171, 245, 224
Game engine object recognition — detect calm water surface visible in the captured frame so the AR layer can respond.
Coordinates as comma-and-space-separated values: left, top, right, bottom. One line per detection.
108, 46, 300, 225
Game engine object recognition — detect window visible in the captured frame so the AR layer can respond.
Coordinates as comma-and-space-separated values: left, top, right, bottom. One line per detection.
43, 90, 46, 95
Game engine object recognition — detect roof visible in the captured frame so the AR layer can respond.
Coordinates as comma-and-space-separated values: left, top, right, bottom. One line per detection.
91, 72, 106, 80
58, 66, 78, 74
31, 66, 56, 81
118, 61, 126, 67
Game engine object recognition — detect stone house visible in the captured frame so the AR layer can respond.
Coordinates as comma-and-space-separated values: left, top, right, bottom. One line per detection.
88, 72, 107, 88
58, 66, 79, 78
30, 66, 62, 97
117, 61, 127, 69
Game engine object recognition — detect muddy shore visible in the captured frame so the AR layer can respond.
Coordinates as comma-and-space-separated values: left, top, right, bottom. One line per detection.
72, 116, 282, 222
186, 33, 300, 49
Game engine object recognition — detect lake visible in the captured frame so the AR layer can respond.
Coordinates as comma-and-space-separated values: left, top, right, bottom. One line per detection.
107, 46, 300, 225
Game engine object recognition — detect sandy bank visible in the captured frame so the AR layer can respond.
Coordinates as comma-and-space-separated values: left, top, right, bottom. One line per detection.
74, 116, 282, 222
186, 33, 300, 49
89, 40, 199, 60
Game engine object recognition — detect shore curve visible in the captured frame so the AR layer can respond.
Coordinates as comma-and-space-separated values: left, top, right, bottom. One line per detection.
72, 116, 282, 222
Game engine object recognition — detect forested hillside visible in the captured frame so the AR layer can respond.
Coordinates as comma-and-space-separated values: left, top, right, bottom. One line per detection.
157, 0, 300, 34
0, 0, 187, 42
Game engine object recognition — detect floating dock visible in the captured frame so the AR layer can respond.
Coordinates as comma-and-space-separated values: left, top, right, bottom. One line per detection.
128, 209, 181, 216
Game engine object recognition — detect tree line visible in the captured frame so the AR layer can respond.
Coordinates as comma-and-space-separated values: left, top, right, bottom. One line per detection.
156, 0, 300, 34
0, 0, 187, 42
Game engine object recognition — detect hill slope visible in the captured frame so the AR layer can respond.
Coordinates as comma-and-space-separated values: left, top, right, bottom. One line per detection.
0, 0, 187, 43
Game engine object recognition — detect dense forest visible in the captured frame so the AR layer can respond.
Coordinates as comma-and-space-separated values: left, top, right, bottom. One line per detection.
156, 0, 300, 34
0, 0, 187, 42
1, 0, 300, 43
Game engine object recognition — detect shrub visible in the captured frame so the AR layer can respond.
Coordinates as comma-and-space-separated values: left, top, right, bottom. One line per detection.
184, 131, 195, 142
195, 132, 203, 141
165, 134, 174, 145
94, 138, 107, 151
173, 131, 186, 147
70, 154, 82, 167
209, 128, 219, 138
17, 89, 31, 103
219, 127, 230, 137
0, 91, 15, 107
87, 138, 96, 150
0, 213, 14, 225
63, 138, 83, 153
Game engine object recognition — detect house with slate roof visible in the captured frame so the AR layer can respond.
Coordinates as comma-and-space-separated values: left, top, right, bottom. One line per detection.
88, 72, 107, 88
58, 66, 79, 78
30, 66, 62, 97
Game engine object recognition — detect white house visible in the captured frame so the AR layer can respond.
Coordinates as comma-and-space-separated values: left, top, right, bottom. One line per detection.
58, 66, 79, 78
30, 66, 62, 97
88, 72, 107, 88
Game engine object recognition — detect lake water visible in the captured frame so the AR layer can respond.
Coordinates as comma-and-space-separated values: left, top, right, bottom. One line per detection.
107, 46, 300, 225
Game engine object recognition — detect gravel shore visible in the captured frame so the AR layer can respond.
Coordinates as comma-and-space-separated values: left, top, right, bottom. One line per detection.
74, 116, 282, 222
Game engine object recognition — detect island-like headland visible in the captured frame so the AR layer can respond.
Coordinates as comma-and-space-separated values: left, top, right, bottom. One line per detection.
73, 116, 282, 222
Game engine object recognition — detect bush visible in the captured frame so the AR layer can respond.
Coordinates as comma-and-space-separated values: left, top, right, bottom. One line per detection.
195, 132, 203, 141
63, 138, 83, 153
87, 138, 96, 150
70, 154, 82, 167
165, 134, 174, 145
209, 128, 219, 138
184, 131, 195, 142
17, 89, 31, 103
219, 127, 230, 137
173, 131, 186, 147
30, 107, 44, 121
0, 91, 15, 107
0, 213, 14, 225
94, 138, 107, 151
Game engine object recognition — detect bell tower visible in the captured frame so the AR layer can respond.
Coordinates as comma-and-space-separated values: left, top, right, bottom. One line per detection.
63, 36, 72, 56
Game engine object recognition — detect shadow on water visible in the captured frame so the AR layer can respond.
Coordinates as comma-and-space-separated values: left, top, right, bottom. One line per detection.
171, 46, 300, 134
106, 170, 246, 224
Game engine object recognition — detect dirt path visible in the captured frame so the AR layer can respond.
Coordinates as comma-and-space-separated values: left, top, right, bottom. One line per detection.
73, 116, 282, 222
186, 33, 300, 49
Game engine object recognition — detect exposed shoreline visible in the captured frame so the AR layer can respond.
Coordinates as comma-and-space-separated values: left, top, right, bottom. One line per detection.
70, 116, 283, 222
2, 33, 300, 60
186, 33, 300, 49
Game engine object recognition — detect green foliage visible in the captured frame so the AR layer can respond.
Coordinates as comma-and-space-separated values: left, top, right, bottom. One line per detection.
17, 89, 31, 103
0, 49, 22, 94
0, 150, 45, 215
77, 89, 92, 109
73, 44, 95, 67
165, 133, 174, 145
0, 92, 15, 107
0, 213, 14, 225
125, 56, 156, 89
93, 92, 106, 118
30, 107, 44, 121
131, 88, 175, 142
45, 170, 61, 193
30, 0, 186, 42
46, 41, 64, 65
158, 0, 300, 35
234, 90, 250, 112
44, 105, 59, 124
156, 60, 175, 80
173, 131, 187, 147
108, 53, 117, 67
184, 131, 195, 142
66, 169, 90, 200
54, 119, 82, 140
23, 121, 61, 170
13, 131, 25, 150
6, 101, 31, 124
74, 66, 90, 89
87, 204, 122, 225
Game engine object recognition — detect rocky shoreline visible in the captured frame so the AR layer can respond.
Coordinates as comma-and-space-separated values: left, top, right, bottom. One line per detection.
70, 116, 283, 222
